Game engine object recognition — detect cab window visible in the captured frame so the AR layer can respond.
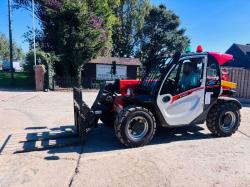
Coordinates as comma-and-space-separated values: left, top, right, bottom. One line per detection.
160, 57, 204, 95
206, 56, 220, 86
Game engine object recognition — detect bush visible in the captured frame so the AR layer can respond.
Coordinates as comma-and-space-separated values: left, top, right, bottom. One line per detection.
23, 50, 48, 73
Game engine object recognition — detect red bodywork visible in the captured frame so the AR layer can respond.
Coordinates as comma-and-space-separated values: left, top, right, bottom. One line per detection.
208, 52, 233, 66
113, 80, 140, 112
119, 80, 140, 96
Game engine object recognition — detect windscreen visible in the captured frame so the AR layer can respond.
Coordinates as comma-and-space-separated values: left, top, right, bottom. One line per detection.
139, 58, 173, 94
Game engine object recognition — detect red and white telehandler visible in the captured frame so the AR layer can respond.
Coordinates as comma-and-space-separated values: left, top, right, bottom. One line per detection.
73, 47, 241, 147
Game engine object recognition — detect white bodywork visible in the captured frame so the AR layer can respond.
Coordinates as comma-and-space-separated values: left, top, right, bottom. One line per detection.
157, 56, 207, 126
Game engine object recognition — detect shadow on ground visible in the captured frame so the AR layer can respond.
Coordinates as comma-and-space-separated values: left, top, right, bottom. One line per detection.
77, 124, 215, 154
1, 123, 217, 158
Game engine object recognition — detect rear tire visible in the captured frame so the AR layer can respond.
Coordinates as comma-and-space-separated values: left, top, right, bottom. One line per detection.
114, 106, 156, 147
206, 102, 241, 137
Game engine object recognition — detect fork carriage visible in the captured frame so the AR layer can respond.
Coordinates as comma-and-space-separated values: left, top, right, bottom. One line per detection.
73, 87, 90, 143
73, 86, 106, 144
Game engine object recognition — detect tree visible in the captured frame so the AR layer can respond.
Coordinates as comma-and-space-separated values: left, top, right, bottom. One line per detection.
111, 0, 150, 57
15, 0, 115, 86
0, 33, 24, 61
50, 0, 113, 86
137, 5, 190, 72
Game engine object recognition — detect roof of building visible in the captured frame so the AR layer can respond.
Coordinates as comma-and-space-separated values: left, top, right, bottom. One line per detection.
231, 44, 250, 55
89, 57, 141, 66
225, 43, 250, 68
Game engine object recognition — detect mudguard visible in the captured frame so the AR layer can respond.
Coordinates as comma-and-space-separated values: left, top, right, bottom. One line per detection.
217, 96, 242, 109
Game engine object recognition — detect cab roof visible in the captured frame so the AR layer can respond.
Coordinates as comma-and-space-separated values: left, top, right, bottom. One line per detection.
181, 52, 233, 66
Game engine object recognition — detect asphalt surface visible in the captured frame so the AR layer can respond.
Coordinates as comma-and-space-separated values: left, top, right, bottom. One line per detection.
0, 90, 250, 187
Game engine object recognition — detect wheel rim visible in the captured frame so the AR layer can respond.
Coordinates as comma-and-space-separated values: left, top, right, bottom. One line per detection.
125, 116, 149, 142
219, 111, 236, 133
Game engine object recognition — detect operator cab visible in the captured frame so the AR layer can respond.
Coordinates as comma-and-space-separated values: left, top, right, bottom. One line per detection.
157, 51, 222, 126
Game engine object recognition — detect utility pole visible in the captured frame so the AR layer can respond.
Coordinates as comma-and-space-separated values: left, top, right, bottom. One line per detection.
8, 0, 14, 81
32, 0, 36, 66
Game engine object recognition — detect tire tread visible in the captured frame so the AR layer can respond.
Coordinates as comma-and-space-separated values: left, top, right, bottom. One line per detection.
114, 106, 156, 147
206, 101, 241, 137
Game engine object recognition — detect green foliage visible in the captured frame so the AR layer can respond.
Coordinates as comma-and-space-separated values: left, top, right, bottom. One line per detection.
49, 0, 114, 85
87, 0, 118, 53
15, 1, 190, 82
57, 0, 108, 62
112, 0, 150, 57
137, 5, 190, 72
15, 0, 115, 86
23, 50, 56, 73
0, 33, 24, 61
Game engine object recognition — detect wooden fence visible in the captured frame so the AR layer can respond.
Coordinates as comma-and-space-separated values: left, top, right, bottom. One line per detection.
223, 67, 250, 99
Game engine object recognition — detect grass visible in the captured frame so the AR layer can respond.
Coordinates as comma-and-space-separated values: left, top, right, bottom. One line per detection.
0, 70, 34, 89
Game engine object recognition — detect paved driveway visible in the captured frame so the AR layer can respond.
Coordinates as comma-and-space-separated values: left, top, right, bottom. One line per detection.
0, 90, 250, 187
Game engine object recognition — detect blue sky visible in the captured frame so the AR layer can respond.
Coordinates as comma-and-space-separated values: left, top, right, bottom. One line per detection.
1, 0, 250, 53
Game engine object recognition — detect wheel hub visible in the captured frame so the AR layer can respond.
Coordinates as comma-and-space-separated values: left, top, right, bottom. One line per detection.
220, 111, 236, 132
126, 116, 148, 142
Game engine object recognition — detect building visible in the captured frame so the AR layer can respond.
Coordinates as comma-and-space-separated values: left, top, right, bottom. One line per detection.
225, 44, 250, 69
82, 57, 141, 88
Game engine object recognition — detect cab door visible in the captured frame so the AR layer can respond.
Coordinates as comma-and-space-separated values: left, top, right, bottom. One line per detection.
157, 56, 207, 126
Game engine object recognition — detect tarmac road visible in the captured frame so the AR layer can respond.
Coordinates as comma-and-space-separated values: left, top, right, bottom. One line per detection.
0, 90, 250, 187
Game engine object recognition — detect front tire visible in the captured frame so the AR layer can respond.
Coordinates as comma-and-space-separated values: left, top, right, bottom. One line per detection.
206, 102, 241, 137
114, 106, 156, 147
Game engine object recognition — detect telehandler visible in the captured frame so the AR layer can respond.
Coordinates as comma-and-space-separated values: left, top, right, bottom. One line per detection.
73, 46, 241, 147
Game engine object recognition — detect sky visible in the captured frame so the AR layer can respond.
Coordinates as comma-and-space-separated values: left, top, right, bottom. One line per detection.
0, 0, 250, 53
